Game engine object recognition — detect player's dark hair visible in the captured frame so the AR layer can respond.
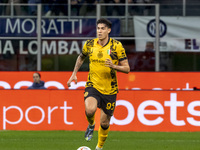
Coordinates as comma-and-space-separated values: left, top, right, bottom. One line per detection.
35, 72, 41, 78
97, 18, 112, 29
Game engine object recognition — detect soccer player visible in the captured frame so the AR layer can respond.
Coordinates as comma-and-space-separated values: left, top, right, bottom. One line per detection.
67, 18, 130, 150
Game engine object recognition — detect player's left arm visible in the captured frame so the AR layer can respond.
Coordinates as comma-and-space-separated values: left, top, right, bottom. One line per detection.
105, 41, 130, 73
105, 58, 130, 74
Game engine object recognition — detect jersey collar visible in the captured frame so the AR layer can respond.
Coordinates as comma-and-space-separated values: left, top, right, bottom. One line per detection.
97, 37, 110, 47
103, 37, 110, 47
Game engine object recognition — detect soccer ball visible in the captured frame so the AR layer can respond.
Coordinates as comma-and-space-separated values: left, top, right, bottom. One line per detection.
77, 146, 91, 150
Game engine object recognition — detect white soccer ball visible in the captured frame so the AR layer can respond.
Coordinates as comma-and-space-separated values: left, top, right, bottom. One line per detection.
77, 146, 91, 150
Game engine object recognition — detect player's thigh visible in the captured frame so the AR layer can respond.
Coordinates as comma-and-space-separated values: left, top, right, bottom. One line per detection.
85, 96, 98, 114
100, 109, 111, 127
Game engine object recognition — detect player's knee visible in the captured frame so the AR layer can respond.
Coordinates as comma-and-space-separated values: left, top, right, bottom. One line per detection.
100, 122, 110, 129
85, 101, 97, 117
85, 109, 95, 117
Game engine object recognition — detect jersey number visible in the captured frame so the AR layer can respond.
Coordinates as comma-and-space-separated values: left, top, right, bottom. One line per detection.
106, 102, 115, 110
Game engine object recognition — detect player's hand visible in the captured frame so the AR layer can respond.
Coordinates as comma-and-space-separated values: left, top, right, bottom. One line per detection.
105, 58, 115, 68
67, 75, 77, 87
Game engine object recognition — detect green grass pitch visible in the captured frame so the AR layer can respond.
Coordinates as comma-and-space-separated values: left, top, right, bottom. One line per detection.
0, 131, 200, 150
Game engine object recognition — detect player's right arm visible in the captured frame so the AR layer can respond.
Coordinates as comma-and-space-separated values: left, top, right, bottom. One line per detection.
67, 53, 86, 87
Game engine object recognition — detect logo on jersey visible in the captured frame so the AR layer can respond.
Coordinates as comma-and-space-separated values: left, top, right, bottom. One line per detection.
107, 49, 111, 55
84, 92, 89, 97
97, 51, 103, 58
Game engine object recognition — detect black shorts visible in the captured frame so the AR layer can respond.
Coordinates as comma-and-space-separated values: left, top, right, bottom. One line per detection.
84, 87, 117, 116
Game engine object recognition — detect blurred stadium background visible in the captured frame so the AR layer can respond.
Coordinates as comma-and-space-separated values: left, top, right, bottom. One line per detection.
1, 0, 200, 149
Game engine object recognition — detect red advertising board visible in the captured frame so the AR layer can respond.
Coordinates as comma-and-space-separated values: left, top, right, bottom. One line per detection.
0, 72, 200, 131
0, 90, 200, 131
0, 72, 199, 90
0, 90, 87, 131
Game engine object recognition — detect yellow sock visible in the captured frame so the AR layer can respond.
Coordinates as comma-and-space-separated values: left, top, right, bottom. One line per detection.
97, 126, 110, 148
86, 114, 95, 126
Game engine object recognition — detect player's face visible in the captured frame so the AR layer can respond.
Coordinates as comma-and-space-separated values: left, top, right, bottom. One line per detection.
97, 23, 111, 40
33, 73, 40, 83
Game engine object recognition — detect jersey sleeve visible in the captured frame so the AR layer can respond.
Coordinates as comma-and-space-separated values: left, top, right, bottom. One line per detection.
117, 42, 127, 61
81, 41, 88, 57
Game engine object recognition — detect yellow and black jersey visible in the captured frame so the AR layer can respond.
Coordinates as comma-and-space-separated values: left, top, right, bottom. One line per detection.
82, 38, 127, 95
